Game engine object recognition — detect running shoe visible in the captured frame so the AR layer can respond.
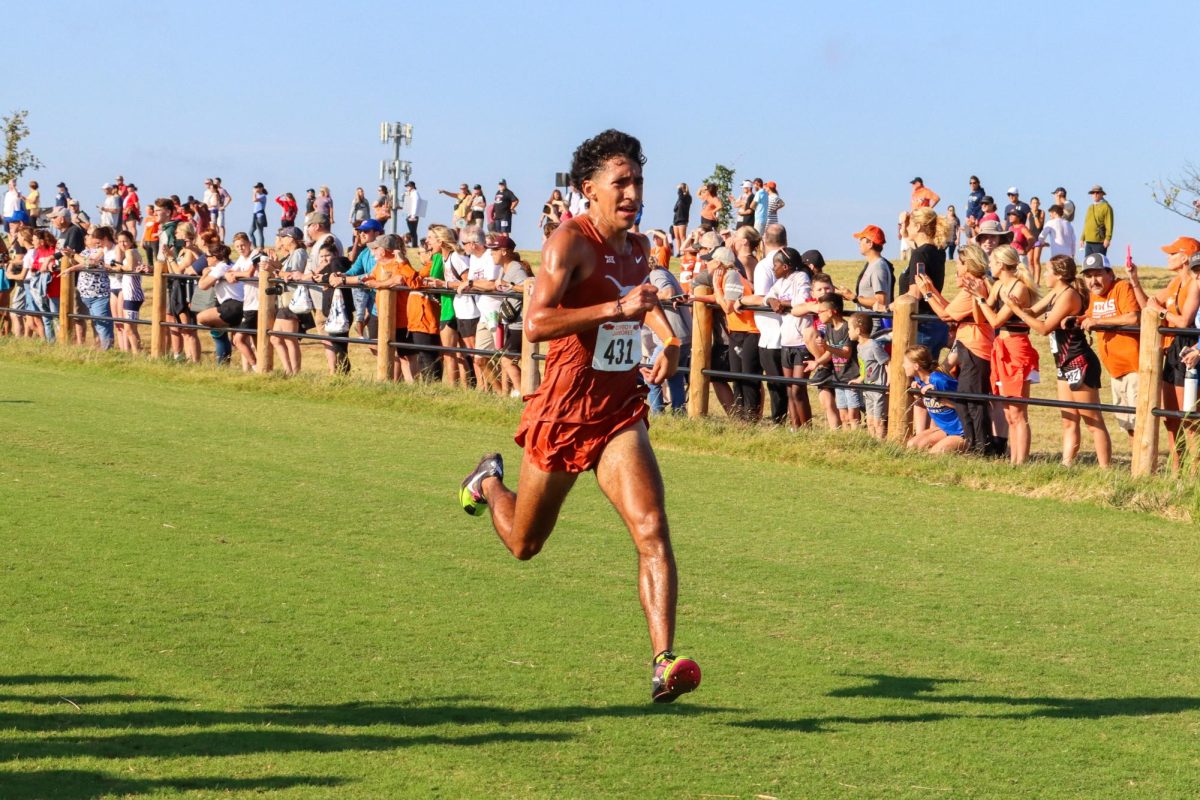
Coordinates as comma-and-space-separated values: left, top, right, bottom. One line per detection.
651, 650, 702, 703
459, 452, 504, 516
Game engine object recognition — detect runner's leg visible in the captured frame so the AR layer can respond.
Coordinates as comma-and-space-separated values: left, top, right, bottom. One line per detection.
593, 422, 676, 657
482, 451, 577, 560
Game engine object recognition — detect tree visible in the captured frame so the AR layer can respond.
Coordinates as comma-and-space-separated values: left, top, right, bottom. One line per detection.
703, 163, 735, 230
1149, 165, 1200, 225
0, 110, 43, 185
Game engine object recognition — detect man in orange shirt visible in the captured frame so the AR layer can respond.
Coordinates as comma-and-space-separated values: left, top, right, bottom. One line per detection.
910, 177, 940, 210
1078, 252, 1143, 438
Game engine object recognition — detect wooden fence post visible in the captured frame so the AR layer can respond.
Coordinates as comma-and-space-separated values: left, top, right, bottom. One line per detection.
886, 296, 918, 444
519, 281, 540, 397
375, 287, 396, 382
255, 270, 274, 374
1131, 306, 1164, 477
687, 286, 713, 418
149, 258, 166, 358
58, 256, 75, 349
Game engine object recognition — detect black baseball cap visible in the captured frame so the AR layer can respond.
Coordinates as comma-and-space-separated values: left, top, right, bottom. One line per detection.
981, 195, 995, 205
1053, 186, 1067, 195
910, 177, 922, 184
800, 249, 826, 269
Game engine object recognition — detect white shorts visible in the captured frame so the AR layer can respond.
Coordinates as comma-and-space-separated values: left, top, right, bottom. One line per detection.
1110, 372, 1137, 432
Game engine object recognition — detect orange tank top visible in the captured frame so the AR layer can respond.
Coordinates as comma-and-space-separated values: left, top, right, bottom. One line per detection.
520, 216, 650, 425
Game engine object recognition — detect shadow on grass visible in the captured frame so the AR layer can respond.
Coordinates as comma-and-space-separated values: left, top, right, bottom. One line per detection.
0, 675, 126, 687
0, 677, 726, 768
733, 673, 1200, 733
0, 770, 344, 800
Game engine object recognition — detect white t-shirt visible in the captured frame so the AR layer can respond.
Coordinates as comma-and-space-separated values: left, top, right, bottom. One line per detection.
2, 190, 18, 217
469, 251, 502, 326
208, 260, 244, 304
446, 252, 478, 319
753, 249, 782, 348
1037, 217, 1076, 258
235, 255, 259, 311
767, 271, 814, 348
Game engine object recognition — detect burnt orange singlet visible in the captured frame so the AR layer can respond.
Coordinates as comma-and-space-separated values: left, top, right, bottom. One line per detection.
514, 215, 651, 473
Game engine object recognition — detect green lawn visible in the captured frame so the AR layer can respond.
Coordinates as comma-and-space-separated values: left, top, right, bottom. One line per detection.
1, 348, 1199, 798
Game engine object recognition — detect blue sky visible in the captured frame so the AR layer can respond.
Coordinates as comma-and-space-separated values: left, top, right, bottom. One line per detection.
6, 1, 1199, 262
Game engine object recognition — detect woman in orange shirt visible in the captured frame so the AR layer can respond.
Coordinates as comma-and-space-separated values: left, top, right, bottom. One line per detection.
404, 241, 440, 380
916, 244, 994, 454
1144, 239, 1200, 470
141, 205, 159, 268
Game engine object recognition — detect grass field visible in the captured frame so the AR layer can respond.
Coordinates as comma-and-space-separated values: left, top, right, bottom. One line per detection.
2, 345, 1199, 799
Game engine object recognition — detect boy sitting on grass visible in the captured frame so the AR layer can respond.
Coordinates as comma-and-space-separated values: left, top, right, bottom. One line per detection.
903, 344, 966, 454
808, 293, 860, 429
847, 312, 888, 439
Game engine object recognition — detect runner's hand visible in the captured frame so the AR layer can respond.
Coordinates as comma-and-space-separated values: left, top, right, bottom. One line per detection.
618, 283, 660, 320
646, 342, 679, 385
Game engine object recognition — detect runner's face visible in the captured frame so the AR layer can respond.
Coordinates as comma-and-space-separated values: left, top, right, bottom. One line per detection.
584, 156, 643, 230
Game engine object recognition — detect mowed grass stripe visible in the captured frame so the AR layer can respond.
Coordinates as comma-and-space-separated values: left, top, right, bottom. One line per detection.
1, 356, 1199, 798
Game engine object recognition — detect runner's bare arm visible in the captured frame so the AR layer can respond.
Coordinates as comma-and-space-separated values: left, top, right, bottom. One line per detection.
524, 234, 659, 343
643, 304, 680, 384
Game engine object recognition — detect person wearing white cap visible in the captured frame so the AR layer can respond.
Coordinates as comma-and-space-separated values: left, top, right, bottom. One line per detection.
98, 184, 121, 228
731, 180, 755, 228
1002, 187, 1030, 228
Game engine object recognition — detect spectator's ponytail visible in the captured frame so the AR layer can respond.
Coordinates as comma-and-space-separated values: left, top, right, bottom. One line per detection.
992, 244, 1039, 299
910, 207, 951, 249
1047, 254, 1087, 299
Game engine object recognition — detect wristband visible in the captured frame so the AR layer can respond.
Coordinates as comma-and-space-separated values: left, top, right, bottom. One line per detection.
663, 336, 682, 348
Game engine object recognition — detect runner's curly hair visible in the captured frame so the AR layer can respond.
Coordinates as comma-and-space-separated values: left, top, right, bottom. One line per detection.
569, 129, 646, 190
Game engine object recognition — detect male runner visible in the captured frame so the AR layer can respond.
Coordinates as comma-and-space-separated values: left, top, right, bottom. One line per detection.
459, 129, 701, 703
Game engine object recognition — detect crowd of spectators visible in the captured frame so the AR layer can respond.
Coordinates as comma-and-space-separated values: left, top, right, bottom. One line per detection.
1, 172, 1197, 471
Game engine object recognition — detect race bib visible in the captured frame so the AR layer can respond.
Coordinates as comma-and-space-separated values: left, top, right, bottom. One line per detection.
593, 321, 642, 372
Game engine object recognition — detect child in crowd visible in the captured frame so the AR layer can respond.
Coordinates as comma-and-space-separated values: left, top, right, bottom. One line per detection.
809, 293, 859, 429
848, 312, 888, 439
904, 344, 966, 453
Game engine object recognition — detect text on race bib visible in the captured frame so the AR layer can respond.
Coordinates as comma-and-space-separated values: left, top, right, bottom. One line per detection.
593, 321, 642, 372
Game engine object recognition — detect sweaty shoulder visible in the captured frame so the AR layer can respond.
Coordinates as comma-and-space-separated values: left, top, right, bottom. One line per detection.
542, 216, 597, 285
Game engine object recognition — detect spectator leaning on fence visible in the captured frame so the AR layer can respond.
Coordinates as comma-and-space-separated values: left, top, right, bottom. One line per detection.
164, 221, 204, 363
913, 244, 997, 451
968, 244, 1039, 465
718, 238, 762, 421
904, 344, 967, 454
223, 232, 260, 372
811, 293, 859, 429
463, 227, 504, 393
424, 224, 469, 387
1142, 236, 1200, 471
1004, 255, 1111, 468
68, 228, 114, 350
1079, 251, 1142, 441
847, 311, 887, 439
269, 227, 313, 376
766, 246, 816, 429
491, 236, 529, 396
741, 223, 786, 424
643, 243, 691, 414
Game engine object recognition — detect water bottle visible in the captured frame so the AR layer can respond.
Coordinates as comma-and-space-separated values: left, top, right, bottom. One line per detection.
1185, 364, 1199, 414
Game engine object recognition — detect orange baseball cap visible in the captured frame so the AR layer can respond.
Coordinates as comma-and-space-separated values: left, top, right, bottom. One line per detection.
853, 225, 886, 247
1161, 236, 1200, 257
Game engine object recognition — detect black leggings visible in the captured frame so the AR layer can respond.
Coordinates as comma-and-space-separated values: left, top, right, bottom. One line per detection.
728, 331, 762, 419
411, 331, 437, 379
759, 347, 786, 424
954, 344, 992, 453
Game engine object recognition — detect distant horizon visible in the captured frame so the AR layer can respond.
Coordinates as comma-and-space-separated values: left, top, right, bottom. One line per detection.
7, 1, 1198, 265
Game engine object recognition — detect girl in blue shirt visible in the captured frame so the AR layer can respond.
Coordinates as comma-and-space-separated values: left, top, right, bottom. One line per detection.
904, 344, 967, 454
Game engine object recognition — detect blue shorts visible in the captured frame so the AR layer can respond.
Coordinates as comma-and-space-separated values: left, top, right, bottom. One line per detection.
835, 387, 863, 410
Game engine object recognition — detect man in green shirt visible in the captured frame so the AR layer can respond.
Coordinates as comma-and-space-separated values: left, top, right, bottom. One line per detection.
1081, 184, 1113, 257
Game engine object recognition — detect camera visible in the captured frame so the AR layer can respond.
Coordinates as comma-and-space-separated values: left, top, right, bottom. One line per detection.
264, 284, 284, 296
251, 253, 265, 265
